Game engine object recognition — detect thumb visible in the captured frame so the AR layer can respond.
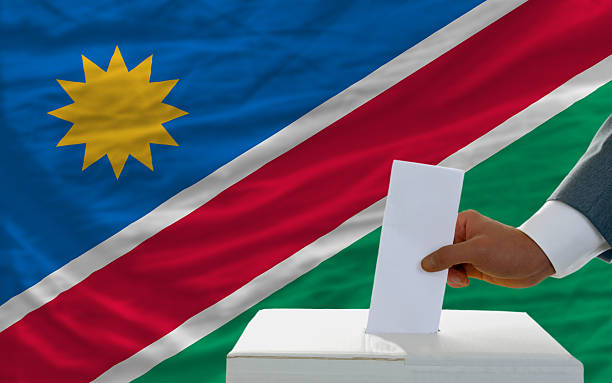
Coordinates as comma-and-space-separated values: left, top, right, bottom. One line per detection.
421, 239, 483, 272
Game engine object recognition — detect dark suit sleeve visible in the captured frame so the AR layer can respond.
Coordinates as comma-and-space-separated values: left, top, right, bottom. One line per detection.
549, 114, 612, 262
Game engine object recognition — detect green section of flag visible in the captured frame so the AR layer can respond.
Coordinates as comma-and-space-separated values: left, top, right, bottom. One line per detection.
134, 80, 612, 383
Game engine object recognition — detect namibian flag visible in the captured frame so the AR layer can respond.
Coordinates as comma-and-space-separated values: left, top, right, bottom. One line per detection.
1, 0, 611, 382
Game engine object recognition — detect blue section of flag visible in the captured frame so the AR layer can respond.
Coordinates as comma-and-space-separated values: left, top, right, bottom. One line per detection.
0, 0, 483, 303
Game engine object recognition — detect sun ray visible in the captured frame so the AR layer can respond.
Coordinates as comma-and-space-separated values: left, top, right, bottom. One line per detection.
49, 103, 79, 123
107, 46, 128, 73
56, 80, 86, 102
82, 143, 107, 170
57, 124, 87, 146
148, 79, 179, 102
149, 125, 179, 146
131, 144, 154, 171
82, 56, 106, 82
130, 55, 153, 82
156, 103, 189, 123
107, 150, 130, 179
49, 47, 187, 178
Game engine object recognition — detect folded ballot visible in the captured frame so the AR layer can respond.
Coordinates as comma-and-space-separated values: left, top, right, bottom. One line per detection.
227, 309, 583, 383
367, 160, 463, 334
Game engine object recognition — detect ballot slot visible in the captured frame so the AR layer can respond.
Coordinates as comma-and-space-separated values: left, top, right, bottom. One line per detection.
366, 160, 464, 334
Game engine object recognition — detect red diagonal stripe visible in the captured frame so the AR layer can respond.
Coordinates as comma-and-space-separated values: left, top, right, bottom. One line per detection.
3, 1, 611, 381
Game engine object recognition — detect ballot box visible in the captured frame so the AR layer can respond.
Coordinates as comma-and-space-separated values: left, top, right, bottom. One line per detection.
226, 309, 582, 383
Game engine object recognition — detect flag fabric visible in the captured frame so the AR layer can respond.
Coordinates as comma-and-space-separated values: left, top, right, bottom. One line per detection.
1, 0, 611, 382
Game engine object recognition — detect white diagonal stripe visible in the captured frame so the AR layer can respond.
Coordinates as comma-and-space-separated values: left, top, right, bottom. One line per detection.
93, 52, 612, 383
0, 0, 527, 333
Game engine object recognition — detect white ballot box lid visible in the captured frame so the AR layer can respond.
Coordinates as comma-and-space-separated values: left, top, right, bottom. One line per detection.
227, 309, 582, 383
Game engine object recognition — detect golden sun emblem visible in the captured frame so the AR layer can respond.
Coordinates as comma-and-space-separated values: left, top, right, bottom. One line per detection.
49, 46, 187, 178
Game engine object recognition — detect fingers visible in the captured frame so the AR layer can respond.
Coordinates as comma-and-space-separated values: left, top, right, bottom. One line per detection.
447, 263, 529, 289
421, 208, 547, 289
421, 239, 484, 272
453, 212, 468, 244
422, 209, 485, 271
462, 263, 484, 280
462, 264, 539, 289
453, 209, 482, 244
447, 265, 469, 288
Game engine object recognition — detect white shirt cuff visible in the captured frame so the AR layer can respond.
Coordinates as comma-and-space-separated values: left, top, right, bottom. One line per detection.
518, 200, 611, 278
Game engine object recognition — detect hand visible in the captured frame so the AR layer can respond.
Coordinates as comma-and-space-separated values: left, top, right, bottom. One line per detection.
421, 210, 555, 288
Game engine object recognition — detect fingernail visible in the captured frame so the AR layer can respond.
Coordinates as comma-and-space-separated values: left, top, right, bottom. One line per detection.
421, 255, 435, 271
448, 273, 462, 286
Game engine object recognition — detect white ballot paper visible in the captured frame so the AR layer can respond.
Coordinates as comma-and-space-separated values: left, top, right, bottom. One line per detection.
366, 160, 463, 334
